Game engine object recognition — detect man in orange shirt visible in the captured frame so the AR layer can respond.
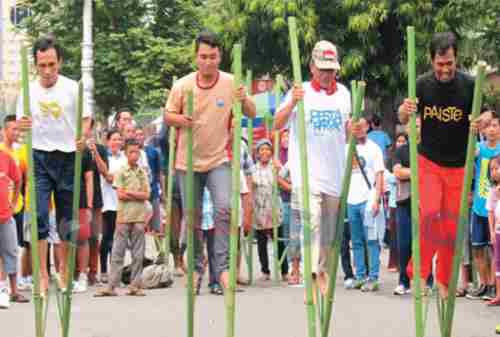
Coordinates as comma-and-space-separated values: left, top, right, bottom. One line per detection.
165, 31, 256, 293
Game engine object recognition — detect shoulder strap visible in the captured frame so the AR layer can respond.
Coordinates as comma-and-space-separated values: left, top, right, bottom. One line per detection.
354, 147, 372, 190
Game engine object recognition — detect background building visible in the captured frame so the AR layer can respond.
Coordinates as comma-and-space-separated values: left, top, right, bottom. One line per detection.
1, 0, 30, 115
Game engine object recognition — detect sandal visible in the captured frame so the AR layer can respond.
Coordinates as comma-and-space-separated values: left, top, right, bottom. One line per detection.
488, 298, 500, 306
10, 293, 30, 303
126, 287, 146, 297
94, 288, 118, 297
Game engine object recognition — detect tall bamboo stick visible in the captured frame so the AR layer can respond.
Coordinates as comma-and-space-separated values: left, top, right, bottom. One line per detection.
442, 61, 487, 337
60, 81, 84, 337
272, 75, 283, 285
164, 76, 178, 264
21, 45, 45, 337
288, 16, 316, 337
407, 26, 425, 337
245, 69, 255, 285
185, 90, 195, 337
321, 81, 365, 337
226, 43, 243, 337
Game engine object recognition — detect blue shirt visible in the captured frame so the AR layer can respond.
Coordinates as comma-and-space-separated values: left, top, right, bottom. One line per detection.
473, 141, 500, 217
368, 130, 392, 161
144, 145, 162, 200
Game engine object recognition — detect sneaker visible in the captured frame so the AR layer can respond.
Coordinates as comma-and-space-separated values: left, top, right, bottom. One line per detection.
361, 279, 379, 292
344, 278, 355, 290
17, 277, 32, 292
393, 284, 411, 295
0, 288, 10, 309
466, 284, 487, 300
72, 279, 88, 294
353, 278, 366, 290
482, 285, 496, 301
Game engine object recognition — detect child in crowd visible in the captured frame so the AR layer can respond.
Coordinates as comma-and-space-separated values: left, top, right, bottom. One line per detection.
95, 139, 150, 297
486, 155, 500, 306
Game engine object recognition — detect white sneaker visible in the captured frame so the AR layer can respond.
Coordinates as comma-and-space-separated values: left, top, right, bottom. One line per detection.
344, 278, 355, 290
72, 279, 88, 294
393, 284, 411, 295
0, 288, 10, 309
18, 277, 33, 291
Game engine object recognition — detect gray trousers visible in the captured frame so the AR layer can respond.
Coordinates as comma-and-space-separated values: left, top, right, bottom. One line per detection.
109, 222, 146, 288
0, 217, 18, 275
177, 162, 232, 279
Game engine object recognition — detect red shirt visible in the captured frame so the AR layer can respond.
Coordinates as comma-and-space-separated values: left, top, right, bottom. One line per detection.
0, 150, 21, 223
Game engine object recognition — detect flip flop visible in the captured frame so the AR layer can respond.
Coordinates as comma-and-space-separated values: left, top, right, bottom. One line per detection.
488, 298, 500, 306
94, 289, 118, 297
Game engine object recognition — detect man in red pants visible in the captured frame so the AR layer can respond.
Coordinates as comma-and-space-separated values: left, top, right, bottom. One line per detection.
399, 31, 491, 299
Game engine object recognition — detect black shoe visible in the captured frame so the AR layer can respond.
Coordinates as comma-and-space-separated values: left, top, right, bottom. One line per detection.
466, 284, 487, 300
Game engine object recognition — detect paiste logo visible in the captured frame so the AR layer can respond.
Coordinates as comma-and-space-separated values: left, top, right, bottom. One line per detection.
423, 105, 464, 123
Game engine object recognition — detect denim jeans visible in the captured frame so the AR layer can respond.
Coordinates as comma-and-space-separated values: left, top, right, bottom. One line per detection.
341, 219, 354, 280
396, 203, 412, 288
281, 202, 291, 263
34, 150, 75, 241
177, 162, 231, 278
348, 201, 381, 281
203, 228, 218, 287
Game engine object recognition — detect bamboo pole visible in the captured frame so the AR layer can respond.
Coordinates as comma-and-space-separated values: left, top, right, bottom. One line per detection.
245, 69, 255, 286
185, 90, 195, 337
442, 61, 487, 337
321, 81, 365, 337
164, 76, 178, 264
60, 81, 84, 337
226, 43, 243, 337
288, 16, 316, 337
22, 45, 45, 337
272, 75, 283, 285
407, 26, 425, 337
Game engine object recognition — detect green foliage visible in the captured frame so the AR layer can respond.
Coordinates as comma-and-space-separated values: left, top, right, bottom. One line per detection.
206, 0, 499, 117
20, 0, 202, 116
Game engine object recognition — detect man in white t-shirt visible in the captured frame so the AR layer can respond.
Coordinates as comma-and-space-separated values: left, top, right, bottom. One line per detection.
347, 118, 385, 292
274, 40, 360, 295
16, 36, 92, 294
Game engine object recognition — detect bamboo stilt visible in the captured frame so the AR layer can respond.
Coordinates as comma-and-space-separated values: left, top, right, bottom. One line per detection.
226, 43, 243, 337
288, 16, 316, 337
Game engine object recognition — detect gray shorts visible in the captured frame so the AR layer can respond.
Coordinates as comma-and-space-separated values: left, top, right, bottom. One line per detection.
0, 217, 18, 275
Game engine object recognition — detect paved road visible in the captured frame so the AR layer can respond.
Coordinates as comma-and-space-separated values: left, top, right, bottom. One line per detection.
2, 247, 498, 337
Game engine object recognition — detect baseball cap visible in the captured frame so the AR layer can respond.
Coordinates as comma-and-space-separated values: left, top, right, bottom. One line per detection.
312, 41, 340, 70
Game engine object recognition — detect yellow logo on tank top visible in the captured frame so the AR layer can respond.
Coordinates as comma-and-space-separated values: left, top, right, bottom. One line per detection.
423, 106, 463, 122
39, 101, 63, 119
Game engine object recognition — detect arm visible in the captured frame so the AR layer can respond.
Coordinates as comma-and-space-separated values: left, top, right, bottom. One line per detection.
92, 145, 109, 178
242, 192, 252, 234
393, 164, 411, 181
489, 210, 496, 244
274, 85, 304, 130
371, 170, 384, 216
242, 95, 256, 119
127, 190, 150, 201
85, 170, 94, 208
277, 176, 292, 193
117, 188, 133, 201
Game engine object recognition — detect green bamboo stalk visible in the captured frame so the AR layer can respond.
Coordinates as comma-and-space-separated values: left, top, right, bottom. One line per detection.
60, 81, 84, 337
245, 69, 255, 286
407, 26, 425, 337
22, 45, 45, 337
185, 90, 195, 337
272, 75, 282, 286
164, 76, 178, 264
288, 16, 316, 337
226, 43, 243, 337
442, 61, 487, 337
321, 81, 365, 337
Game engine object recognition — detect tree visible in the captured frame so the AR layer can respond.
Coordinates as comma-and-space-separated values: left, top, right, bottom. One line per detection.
20, 0, 202, 117
206, 0, 500, 127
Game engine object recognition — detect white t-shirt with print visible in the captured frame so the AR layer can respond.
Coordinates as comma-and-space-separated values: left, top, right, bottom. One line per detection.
347, 139, 385, 205
280, 81, 351, 197
16, 75, 91, 152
